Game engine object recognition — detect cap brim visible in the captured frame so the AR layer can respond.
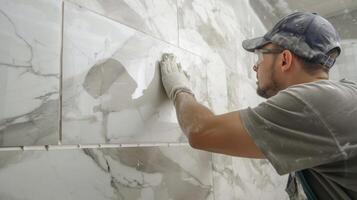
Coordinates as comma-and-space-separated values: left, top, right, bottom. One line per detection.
242, 37, 270, 52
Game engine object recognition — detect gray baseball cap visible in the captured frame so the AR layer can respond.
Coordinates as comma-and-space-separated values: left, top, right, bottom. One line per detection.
242, 12, 341, 68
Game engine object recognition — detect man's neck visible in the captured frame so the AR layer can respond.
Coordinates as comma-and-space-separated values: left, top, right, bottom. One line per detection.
283, 72, 329, 90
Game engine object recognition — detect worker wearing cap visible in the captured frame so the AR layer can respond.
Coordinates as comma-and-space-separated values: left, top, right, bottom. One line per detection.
160, 12, 357, 199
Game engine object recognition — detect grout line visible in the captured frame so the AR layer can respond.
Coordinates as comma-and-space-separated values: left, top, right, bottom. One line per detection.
58, 0, 65, 145
210, 153, 217, 200
176, 0, 180, 47
0, 142, 190, 152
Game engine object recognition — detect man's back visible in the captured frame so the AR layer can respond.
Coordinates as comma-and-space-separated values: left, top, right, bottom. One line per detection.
240, 79, 357, 199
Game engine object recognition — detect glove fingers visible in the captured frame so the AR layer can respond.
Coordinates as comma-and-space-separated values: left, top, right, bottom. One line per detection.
161, 53, 174, 73
162, 53, 170, 61
159, 60, 167, 75
177, 63, 182, 72
160, 53, 171, 74
168, 54, 177, 73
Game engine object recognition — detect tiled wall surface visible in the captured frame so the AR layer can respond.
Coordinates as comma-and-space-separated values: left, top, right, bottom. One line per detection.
0, 0, 61, 146
330, 40, 357, 82
0, 147, 213, 199
0, 0, 289, 199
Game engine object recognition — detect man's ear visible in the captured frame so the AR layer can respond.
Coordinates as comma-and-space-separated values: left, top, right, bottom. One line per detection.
281, 50, 293, 72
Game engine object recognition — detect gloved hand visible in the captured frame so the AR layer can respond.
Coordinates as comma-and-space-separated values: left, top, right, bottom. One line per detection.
159, 53, 194, 102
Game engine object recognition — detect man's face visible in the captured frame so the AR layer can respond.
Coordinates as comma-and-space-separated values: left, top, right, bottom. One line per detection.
253, 44, 283, 98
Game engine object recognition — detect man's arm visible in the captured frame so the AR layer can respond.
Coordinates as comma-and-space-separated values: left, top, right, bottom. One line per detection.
174, 92, 265, 159
159, 53, 264, 158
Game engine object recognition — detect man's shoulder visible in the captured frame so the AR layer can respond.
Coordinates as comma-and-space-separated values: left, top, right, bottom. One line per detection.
288, 79, 355, 91
252, 79, 357, 116
281, 79, 357, 102
273, 79, 357, 117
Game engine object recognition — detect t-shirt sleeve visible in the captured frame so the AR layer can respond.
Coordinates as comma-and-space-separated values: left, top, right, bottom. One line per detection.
239, 88, 344, 175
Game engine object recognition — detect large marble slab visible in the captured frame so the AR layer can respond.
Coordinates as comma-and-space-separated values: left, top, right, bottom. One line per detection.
0, 146, 213, 200
67, 0, 178, 45
0, 0, 61, 146
62, 1, 209, 144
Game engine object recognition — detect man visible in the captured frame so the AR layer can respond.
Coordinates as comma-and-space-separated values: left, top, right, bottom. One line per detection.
159, 12, 357, 199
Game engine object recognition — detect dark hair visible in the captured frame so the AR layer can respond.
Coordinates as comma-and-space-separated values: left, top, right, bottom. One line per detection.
297, 48, 340, 74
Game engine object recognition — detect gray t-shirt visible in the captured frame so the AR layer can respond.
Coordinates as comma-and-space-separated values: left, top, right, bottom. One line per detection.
240, 79, 357, 200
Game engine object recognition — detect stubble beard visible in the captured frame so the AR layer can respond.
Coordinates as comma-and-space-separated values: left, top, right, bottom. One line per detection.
256, 60, 280, 99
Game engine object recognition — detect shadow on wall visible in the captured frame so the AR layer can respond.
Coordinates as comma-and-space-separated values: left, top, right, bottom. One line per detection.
81, 57, 180, 141
83, 57, 167, 111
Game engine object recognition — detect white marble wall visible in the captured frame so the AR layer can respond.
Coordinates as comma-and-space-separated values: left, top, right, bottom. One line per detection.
0, 0, 61, 146
62, 1, 210, 144
0, 0, 289, 199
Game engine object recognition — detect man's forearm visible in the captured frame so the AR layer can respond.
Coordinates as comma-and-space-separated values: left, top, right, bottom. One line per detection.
174, 92, 214, 138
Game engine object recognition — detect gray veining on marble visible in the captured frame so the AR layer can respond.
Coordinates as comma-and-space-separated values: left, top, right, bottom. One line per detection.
178, 0, 237, 69
0, 146, 213, 200
205, 54, 229, 115
211, 153, 236, 200
178, 0, 267, 113
0, 0, 61, 146
62, 1, 209, 144
67, 0, 178, 45
178, 0, 265, 68
232, 158, 289, 199
330, 40, 357, 82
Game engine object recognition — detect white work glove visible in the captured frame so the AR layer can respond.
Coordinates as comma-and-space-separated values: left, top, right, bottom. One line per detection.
159, 53, 194, 102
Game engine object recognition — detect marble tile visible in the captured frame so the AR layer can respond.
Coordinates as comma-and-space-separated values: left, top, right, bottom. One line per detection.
206, 54, 228, 114
0, 0, 61, 146
178, 0, 267, 113
178, 0, 265, 67
62, 1, 209, 144
226, 44, 264, 110
67, 0, 178, 45
0, 146, 213, 200
226, 72, 264, 111
224, 2, 266, 111
232, 158, 289, 199
330, 40, 357, 82
211, 153, 236, 200
178, 0, 235, 69
211, 155, 289, 200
